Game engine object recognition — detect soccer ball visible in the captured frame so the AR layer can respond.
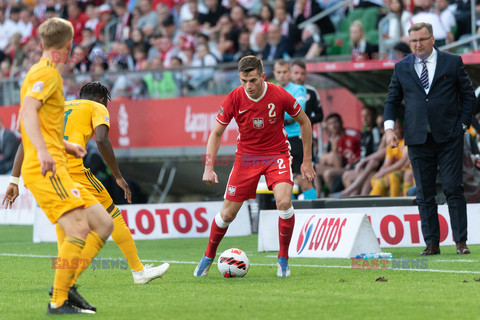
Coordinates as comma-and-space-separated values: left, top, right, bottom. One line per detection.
217, 248, 250, 278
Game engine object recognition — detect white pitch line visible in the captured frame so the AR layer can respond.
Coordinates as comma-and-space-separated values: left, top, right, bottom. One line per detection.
2, 253, 480, 274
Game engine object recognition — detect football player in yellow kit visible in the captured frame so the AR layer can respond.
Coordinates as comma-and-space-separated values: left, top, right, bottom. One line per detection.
4, 82, 169, 312
13, 17, 113, 314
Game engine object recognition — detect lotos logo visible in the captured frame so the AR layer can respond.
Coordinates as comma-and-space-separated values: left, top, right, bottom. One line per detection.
296, 216, 315, 254
296, 216, 348, 254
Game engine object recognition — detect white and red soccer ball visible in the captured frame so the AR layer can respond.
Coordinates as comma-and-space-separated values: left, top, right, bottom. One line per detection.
217, 248, 250, 278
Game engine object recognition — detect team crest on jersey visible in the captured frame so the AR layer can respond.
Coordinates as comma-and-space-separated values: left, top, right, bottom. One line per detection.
70, 189, 81, 198
219, 106, 224, 116
32, 81, 44, 93
227, 185, 237, 197
104, 115, 110, 123
253, 118, 264, 129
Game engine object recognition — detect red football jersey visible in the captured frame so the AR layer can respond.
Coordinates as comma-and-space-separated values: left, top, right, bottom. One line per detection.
337, 132, 361, 165
217, 82, 301, 155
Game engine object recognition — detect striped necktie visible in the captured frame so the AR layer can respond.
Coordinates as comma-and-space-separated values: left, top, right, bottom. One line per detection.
420, 59, 429, 89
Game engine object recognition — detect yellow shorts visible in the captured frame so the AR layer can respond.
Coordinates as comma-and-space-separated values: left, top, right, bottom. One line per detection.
25, 166, 99, 224
69, 169, 114, 210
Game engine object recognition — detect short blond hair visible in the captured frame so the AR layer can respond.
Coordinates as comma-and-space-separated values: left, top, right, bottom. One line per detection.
38, 17, 74, 50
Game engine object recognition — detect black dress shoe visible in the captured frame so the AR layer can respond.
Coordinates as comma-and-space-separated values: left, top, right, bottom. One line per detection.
420, 243, 440, 256
456, 241, 470, 254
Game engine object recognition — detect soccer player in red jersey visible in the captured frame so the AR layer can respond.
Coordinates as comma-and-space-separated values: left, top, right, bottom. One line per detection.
194, 56, 316, 277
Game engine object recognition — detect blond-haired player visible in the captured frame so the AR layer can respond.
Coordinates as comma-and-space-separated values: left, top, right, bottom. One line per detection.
13, 17, 113, 314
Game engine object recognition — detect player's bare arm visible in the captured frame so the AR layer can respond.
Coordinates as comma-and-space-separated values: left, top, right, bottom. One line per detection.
202, 122, 227, 186
2, 143, 23, 209
20, 96, 56, 177
294, 109, 316, 181
95, 124, 132, 203
64, 140, 87, 158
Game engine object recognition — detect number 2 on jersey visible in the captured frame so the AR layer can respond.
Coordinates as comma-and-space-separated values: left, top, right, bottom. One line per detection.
268, 103, 276, 117
63, 109, 73, 140
277, 158, 286, 169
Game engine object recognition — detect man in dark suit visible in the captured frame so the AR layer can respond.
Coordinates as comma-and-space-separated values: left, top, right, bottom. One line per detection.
0, 118, 20, 174
384, 22, 475, 256
261, 22, 294, 61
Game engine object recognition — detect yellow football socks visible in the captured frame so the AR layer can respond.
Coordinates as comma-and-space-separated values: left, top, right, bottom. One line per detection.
51, 237, 85, 306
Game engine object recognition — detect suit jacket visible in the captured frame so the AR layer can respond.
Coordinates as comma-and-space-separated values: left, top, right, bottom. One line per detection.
261, 36, 294, 61
384, 50, 475, 145
0, 129, 20, 174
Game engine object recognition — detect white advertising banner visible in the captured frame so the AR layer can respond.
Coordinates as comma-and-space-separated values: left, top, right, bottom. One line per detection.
0, 175, 36, 225
33, 201, 251, 242
258, 204, 480, 252
259, 211, 381, 258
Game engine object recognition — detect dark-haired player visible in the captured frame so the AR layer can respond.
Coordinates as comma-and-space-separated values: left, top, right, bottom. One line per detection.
194, 56, 315, 277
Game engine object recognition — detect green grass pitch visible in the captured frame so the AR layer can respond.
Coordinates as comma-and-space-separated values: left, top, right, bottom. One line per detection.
0, 225, 479, 319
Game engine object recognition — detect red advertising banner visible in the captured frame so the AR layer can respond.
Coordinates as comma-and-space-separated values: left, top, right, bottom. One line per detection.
0, 89, 363, 151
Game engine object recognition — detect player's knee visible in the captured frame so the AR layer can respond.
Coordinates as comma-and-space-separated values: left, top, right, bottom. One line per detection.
276, 198, 292, 211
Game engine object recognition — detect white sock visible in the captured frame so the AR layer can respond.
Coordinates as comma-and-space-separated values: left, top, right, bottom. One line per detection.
214, 212, 231, 228
278, 206, 294, 220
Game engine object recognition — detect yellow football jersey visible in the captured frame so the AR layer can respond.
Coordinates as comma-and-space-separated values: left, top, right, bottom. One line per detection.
63, 99, 110, 172
20, 57, 67, 184
386, 138, 405, 162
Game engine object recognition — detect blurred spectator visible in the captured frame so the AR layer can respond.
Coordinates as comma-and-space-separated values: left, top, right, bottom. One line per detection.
370, 120, 412, 197
110, 41, 135, 71
161, 15, 177, 39
133, 42, 149, 70
137, 0, 159, 37
169, 55, 188, 95
148, 33, 176, 67
294, 23, 324, 58
0, 5, 15, 51
186, 42, 217, 91
350, 20, 378, 61
336, 106, 385, 197
382, 0, 412, 53
197, 32, 221, 60
156, 3, 172, 25
199, 0, 226, 34
262, 22, 294, 61
216, 14, 239, 61
248, 5, 272, 51
435, 0, 456, 42
95, 4, 116, 42
6, 6, 24, 39
315, 113, 361, 194
273, 5, 301, 45
18, 5, 33, 39
232, 28, 256, 61
128, 28, 150, 50
179, 0, 201, 23
84, 2, 98, 31
405, 6, 451, 46
43, 6, 59, 21
72, 45, 90, 73
290, 0, 335, 36
230, 4, 246, 29
112, 0, 132, 41
143, 56, 178, 98
0, 118, 20, 174
79, 27, 96, 52
0, 57, 11, 78
68, 1, 88, 45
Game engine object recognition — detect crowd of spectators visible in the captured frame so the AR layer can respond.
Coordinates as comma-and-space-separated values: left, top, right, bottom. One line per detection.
1, 0, 479, 102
